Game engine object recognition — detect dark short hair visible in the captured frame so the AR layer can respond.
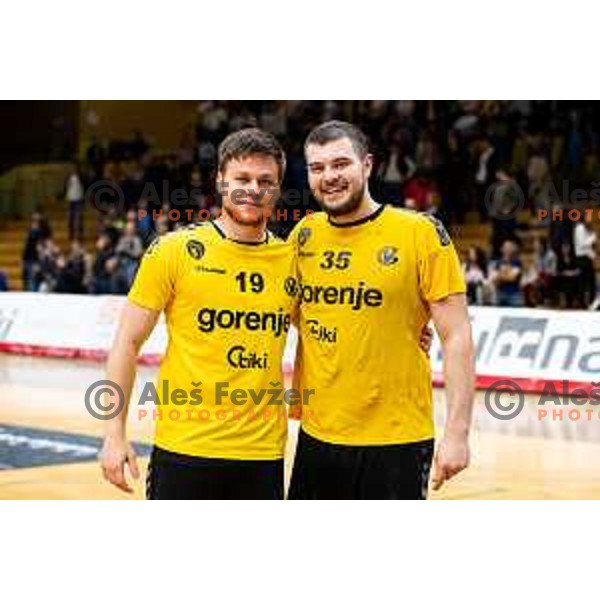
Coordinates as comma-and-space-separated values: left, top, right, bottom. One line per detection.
218, 128, 286, 182
304, 120, 370, 158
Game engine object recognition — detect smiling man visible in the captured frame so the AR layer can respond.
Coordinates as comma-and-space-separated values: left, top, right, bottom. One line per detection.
288, 120, 475, 500
100, 128, 298, 499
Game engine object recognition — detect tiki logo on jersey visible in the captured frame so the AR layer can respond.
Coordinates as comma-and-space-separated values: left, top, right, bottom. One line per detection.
186, 240, 205, 260
377, 246, 399, 266
426, 216, 451, 247
297, 227, 312, 246
227, 345, 269, 369
306, 319, 338, 343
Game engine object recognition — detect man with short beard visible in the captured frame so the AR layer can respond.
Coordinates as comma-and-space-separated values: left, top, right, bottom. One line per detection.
288, 121, 475, 500
100, 128, 298, 499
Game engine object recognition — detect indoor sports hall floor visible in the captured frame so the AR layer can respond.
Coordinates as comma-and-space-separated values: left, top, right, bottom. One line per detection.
1, 355, 600, 499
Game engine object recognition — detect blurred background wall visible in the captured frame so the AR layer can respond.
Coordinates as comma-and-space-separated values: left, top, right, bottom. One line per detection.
0, 101, 79, 173
79, 100, 197, 154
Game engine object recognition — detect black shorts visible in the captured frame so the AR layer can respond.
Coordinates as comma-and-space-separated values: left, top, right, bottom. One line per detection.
288, 429, 434, 500
146, 446, 284, 500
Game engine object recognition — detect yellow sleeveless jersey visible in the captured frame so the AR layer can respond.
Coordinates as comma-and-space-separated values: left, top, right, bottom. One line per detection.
128, 222, 297, 460
291, 205, 466, 445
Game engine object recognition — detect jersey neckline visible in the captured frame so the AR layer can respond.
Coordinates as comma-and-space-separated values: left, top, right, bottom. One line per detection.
327, 203, 385, 228
210, 220, 270, 245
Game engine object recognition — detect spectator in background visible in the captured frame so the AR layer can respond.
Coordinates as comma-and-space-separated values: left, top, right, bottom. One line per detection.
197, 135, 217, 179
474, 135, 500, 219
86, 134, 106, 179
526, 146, 550, 211
129, 130, 150, 161
112, 221, 143, 294
443, 130, 469, 223
549, 122, 565, 175
556, 241, 580, 308
199, 101, 229, 142
322, 100, 343, 122
136, 197, 154, 241
549, 199, 574, 252
0, 271, 8, 291
155, 214, 171, 237
453, 101, 481, 135
101, 206, 125, 246
567, 112, 584, 183
285, 139, 310, 199
489, 175, 521, 258
509, 126, 530, 181
55, 240, 91, 294
65, 163, 85, 240
176, 125, 196, 188
121, 159, 146, 212
521, 237, 556, 307
463, 246, 489, 305
33, 238, 61, 292
260, 101, 287, 137
22, 211, 52, 291
582, 143, 600, 186
573, 217, 597, 307
415, 129, 442, 174
536, 237, 558, 306
228, 104, 258, 133
362, 100, 388, 145
402, 168, 440, 216
490, 240, 523, 307
378, 135, 416, 206
521, 256, 540, 307
92, 234, 116, 294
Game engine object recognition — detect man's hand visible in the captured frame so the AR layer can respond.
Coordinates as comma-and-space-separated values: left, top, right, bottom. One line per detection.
99, 301, 159, 494
419, 325, 434, 355
429, 293, 474, 492
99, 435, 140, 494
430, 433, 470, 491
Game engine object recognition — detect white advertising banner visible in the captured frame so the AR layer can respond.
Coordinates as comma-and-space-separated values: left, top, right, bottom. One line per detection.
429, 306, 600, 388
0, 293, 166, 361
1, 293, 599, 387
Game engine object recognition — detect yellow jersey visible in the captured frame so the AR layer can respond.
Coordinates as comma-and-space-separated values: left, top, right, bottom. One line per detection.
291, 205, 466, 445
128, 222, 297, 460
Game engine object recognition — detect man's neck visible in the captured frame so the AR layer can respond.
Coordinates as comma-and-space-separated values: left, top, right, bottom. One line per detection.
328, 193, 381, 226
217, 212, 267, 243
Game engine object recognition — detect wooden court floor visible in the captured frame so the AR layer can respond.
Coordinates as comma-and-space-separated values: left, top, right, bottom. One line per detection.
2, 355, 600, 499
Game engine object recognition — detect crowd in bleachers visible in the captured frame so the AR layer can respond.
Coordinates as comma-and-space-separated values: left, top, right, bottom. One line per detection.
463, 223, 597, 309
18, 100, 600, 306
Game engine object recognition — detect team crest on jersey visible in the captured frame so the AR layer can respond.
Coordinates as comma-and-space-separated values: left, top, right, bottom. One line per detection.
186, 240, 205, 260
297, 227, 312, 246
426, 215, 451, 247
378, 246, 399, 266
284, 276, 298, 297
